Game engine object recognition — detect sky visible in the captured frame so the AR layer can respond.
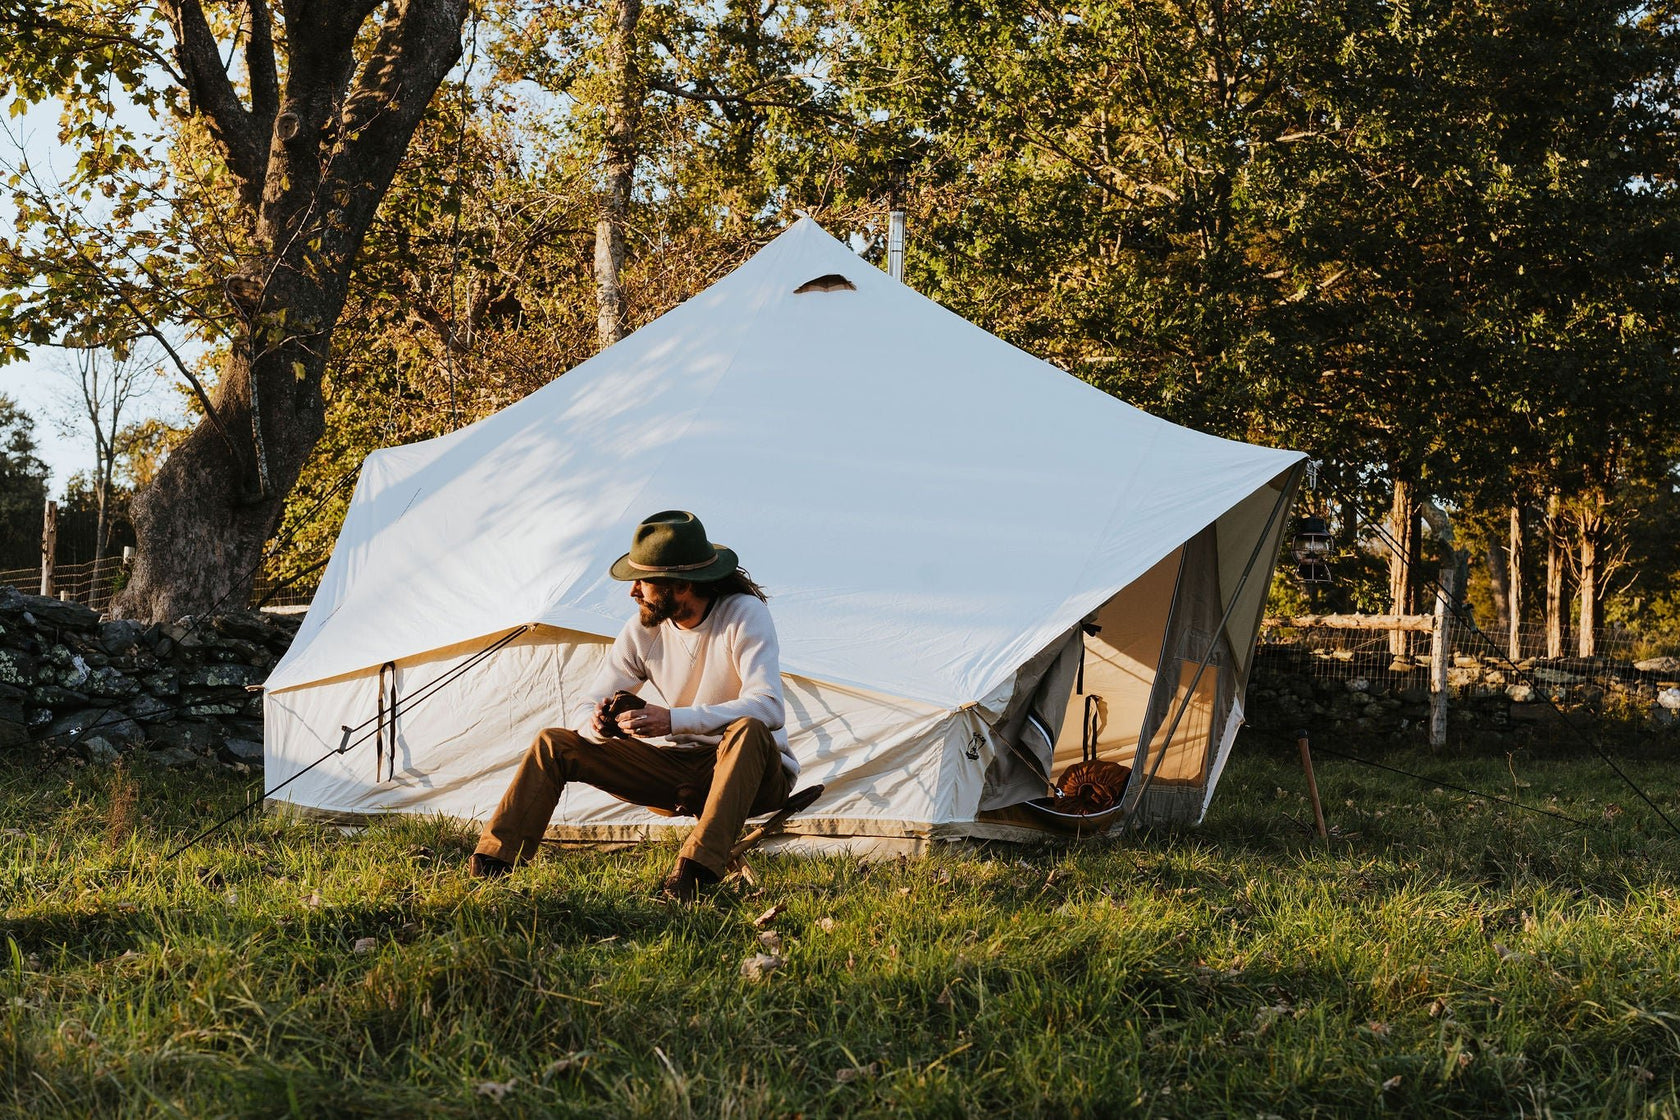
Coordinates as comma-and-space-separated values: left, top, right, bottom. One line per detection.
2, 93, 185, 494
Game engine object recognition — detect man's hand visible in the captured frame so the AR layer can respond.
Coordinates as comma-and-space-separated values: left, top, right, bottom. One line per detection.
615, 704, 672, 739
591, 697, 616, 739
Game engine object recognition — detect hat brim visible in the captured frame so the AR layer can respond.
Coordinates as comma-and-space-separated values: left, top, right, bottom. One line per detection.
609, 544, 738, 582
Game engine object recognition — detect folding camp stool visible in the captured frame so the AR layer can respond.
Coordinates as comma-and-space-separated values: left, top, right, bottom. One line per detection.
726, 784, 824, 886
630, 784, 825, 885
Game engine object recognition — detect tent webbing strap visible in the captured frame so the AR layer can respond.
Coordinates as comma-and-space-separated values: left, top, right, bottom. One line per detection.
377, 661, 398, 783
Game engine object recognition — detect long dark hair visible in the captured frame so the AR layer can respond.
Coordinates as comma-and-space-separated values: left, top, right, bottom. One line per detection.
707, 567, 768, 602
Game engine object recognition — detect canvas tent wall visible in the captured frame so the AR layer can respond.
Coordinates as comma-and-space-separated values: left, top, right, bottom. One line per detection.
263, 217, 1305, 852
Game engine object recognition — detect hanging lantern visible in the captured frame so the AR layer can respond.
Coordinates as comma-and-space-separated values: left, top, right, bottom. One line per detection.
1293, 515, 1334, 584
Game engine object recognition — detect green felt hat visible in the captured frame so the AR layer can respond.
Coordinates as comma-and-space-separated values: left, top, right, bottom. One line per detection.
609, 511, 739, 582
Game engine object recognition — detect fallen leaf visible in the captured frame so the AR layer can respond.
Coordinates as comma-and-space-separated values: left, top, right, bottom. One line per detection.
353, 937, 377, 954
836, 1062, 878, 1084
1381, 1075, 1402, 1091
898, 887, 911, 896
741, 951, 784, 981
1366, 1020, 1391, 1037
1632, 1066, 1654, 1084
544, 1052, 592, 1078
302, 891, 322, 909
817, 916, 836, 933
752, 903, 786, 928
222, 889, 239, 905
475, 1079, 517, 1100
758, 930, 783, 953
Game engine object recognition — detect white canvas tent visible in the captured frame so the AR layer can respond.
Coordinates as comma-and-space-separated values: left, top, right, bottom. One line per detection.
263, 217, 1306, 852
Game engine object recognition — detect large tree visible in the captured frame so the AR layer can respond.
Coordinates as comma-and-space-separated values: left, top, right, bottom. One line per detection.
2, 1, 469, 620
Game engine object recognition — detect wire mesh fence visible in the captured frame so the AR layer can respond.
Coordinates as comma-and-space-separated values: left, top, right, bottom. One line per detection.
1258, 615, 1680, 701
0, 562, 317, 615
0, 557, 128, 614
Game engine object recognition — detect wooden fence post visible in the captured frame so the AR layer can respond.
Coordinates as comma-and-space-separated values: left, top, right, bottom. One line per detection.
39, 499, 57, 598
1429, 561, 1456, 749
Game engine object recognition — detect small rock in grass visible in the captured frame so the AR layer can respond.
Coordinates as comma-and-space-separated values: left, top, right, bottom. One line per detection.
740, 951, 783, 981
353, 937, 377, 954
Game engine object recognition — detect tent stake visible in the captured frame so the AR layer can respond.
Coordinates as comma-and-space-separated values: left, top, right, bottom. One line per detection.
1295, 729, 1328, 839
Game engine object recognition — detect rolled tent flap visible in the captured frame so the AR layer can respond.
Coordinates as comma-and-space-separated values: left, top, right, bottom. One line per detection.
263, 217, 1306, 847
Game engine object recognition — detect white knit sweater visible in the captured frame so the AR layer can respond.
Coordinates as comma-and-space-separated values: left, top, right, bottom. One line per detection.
572, 593, 797, 777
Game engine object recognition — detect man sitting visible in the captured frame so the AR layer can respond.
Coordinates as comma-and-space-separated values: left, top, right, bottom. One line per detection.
470, 510, 797, 901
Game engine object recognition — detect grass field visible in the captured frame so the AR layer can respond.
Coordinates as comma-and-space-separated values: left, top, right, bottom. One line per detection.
3, 734, 1679, 1118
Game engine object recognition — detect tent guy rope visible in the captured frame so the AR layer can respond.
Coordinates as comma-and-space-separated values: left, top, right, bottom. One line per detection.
167, 623, 533, 859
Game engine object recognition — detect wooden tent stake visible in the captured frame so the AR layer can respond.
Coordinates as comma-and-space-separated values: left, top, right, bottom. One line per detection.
1296, 729, 1328, 839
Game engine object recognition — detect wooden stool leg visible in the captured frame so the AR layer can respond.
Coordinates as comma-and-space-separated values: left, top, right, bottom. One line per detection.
1296, 730, 1328, 840
723, 785, 825, 880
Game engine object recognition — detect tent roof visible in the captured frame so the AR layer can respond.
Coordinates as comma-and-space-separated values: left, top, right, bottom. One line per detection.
267, 218, 1303, 706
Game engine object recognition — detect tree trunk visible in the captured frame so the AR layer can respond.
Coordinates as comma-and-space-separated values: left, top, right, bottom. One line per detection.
1485, 530, 1509, 649
593, 0, 643, 351
1577, 503, 1601, 658
93, 468, 109, 568
121, 336, 327, 620
1387, 476, 1417, 656
1506, 501, 1524, 661
115, 1, 469, 621
1544, 492, 1567, 658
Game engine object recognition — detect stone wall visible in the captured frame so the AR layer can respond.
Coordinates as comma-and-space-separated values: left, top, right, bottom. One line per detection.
1245, 643, 1680, 748
0, 586, 299, 770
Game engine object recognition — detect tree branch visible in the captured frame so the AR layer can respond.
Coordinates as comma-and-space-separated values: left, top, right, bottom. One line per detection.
644, 76, 848, 124
318, 1, 469, 269
160, 0, 267, 207
246, 0, 280, 126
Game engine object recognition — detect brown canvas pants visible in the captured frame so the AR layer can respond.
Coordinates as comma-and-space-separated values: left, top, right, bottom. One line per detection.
474, 716, 790, 877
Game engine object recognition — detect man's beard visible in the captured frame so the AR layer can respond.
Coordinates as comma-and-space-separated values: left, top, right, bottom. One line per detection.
638, 590, 678, 628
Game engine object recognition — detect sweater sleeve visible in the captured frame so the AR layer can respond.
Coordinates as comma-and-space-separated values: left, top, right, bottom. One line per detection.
668, 602, 785, 736
571, 622, 647, 739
